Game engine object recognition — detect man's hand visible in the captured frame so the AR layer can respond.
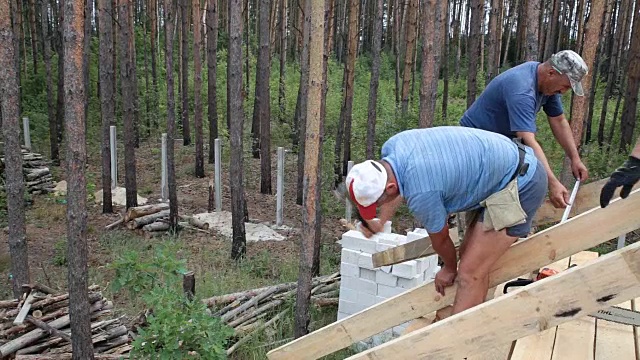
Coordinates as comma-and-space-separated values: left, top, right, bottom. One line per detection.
435, 265, 457, 296
600, 156, 640, 208
548, 179, 569, 208
358, 218, 384, 238
571, 158, 589, 181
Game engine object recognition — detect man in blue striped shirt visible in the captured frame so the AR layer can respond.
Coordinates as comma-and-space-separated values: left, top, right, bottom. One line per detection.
346, 127, 547, 314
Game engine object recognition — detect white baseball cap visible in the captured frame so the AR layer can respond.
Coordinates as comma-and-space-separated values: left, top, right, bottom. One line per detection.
345, 160, 387, 220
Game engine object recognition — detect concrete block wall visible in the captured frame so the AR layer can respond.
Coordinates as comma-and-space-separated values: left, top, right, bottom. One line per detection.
337, 225, 439, 349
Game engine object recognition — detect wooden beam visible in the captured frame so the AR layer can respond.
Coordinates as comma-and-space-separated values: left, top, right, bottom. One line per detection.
346, 241, 640, 359
266, 189, 640, 360
532, 178, 640, 226
372, 229, 459, 268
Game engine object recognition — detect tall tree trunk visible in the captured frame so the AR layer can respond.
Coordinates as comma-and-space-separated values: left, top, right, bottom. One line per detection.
326, 0, 335, 55
487, 0, 500, 82
193, 0, 205, 177
207, 0, 218, 163
452, 0, 462, 81
149, 0, 158, 125
62, 0, 94, 356
250, 1, 261, 159
294, 0, 323, 338
129, 0, 139, 147
467, 0, 483, 108
334, 0, 359, 185
142, 2, 151, 136
575, 0, 586, 52
524, 0, 540, 61
393, 0, 400, 105
544, 0, 559, 58
598, 0, 625, 146
618, 0, 640, 152
295, 0, 311, 205
365, 0, 383, 159
229, 0, 247, 260
245, 0, 250, 95
56, 0, 64, 146
1, 1, 29, 298
560, 0, 604, 184
256, 0, 272, 194
99, 0, 114, 213
164, 0, 179, 229
83, 0, 93, 125
418, 0, 444, 128
400, 0, 417, 115
502, 0, 516, 66
442, 0, 450, 122
278, 0, 287, 122
28, 0, 38, 73
181, 0, 192, 145
118, 0, 138, 209
41, 0, 59, 165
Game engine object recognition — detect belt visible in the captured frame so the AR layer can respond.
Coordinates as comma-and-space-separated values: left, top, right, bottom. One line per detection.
510, 138, 530, 182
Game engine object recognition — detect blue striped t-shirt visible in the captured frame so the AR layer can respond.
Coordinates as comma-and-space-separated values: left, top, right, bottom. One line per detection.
381, 126, 538, 233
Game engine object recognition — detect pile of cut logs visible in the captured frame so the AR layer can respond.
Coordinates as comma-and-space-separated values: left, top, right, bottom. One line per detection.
0, 284, 131, 359
202, 272, 340, 355
0, 148, 56, 195
106, 203, 210, 239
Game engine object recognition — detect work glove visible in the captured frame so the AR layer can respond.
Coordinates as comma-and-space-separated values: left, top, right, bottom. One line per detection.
600, 156, 640, 208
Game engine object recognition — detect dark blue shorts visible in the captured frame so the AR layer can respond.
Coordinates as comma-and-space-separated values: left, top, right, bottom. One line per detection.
475, 159, 548, 238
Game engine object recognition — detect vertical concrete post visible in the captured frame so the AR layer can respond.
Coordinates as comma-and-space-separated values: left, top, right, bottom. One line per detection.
276, 147, 285, 226
110, 126, 117, 189
214, 138, 222, 211
22, 117, 31, 150
346, 160, 354, 222
161, 133, 168, 201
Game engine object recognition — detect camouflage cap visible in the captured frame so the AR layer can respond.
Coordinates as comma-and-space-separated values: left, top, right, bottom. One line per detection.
550, 50, 588, 96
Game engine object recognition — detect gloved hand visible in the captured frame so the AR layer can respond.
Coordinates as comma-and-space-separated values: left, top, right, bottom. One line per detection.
600, 156, 640, 208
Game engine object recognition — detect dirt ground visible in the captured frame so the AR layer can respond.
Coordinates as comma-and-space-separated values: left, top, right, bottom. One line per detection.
1, 138, 406, 302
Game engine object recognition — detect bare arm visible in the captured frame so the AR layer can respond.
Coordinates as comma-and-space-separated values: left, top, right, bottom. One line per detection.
547, 114, 589, 180
516, 131, 569, 208
429, 224, 457, 270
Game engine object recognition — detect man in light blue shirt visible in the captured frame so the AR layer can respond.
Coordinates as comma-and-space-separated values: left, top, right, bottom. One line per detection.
345, 127, 547, 316
461, 50, 589, 209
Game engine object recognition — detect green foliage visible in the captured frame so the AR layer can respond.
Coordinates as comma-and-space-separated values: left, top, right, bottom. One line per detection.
131, 286, 233, 360
52, 238, 67, 266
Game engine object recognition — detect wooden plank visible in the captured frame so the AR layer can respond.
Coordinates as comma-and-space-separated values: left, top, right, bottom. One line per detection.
371, 228, 459, 268
266, 190, 640, 360
595, 300, 636, 359
548, 251, 599, 360
345, 241, 640, 360
509, 257, 572, 360
533, 178, 640, 227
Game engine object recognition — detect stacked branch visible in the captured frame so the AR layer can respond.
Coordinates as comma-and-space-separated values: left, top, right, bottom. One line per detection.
0, 148, 56, 194
107, 203, 210, 237
0, 285, 131, 358
202, 273, 340, 355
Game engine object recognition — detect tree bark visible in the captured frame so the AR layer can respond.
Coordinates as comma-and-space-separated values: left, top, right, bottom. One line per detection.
295, 0, 311, 205
229, 0, 247, 260
0, 1, 29, 299
334, 0, 359, 186
400, 0, 417, 115
164, 0, 179, 229
278, 0, 287, 123
365, 0, 383, 159
41, 0, 59, 165
62, 0, 94, 356
486, 0, 500, 82
207, 0, 218, 163
118, 0, 138, 209
524, 0, 540, 61
28, 0, 38, 73
545, 0, 560, 58
618, 0, 640, 152
441, 0, 450, 122
256, 0, 272, 194
98, 0, 114, 213
128, 0, 139, 147
294, 0, 323, 338
467, 0, 483, 108
55, 0, 64, 147
181, 0, 192, 145
83, 0, 92, 125
418, 0, 444, 128
149, 0, 158, 119
193, 0, 205, 177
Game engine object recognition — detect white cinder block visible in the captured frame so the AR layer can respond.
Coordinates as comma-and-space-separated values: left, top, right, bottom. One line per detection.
406, 228, 429, 242
358, 291, 378, 308
397, 274, 423, 289
341, 248, 362, 265
376, 296, 388, 304
371, 329, 394, 346
375, 270, 398, 287
392, 260, 418, 279
337, 311, 351, 321
377, 284, 406, 298
339, 299, 365, 315
342, 276, 378, 295
341, 230, 379, 253
340, 262, 360, 278
392, 323, 409, 337
339, 285, 359, 303
358, 253, 375, 270
380, 265, 392, 273
360, 268, 376, 282
376, 242, 393, 252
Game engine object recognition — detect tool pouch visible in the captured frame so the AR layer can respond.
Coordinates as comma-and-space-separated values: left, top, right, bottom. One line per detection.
480, 178, 527, 231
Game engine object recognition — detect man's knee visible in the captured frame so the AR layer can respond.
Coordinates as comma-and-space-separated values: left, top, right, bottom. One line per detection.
456, 263, 488, 288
